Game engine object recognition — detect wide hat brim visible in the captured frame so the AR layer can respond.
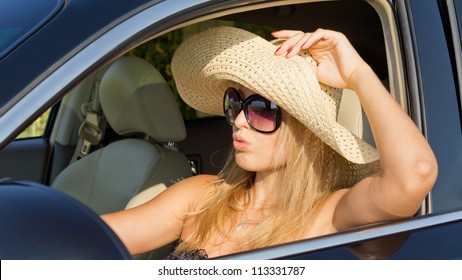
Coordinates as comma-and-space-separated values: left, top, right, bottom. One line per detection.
172, 26, 379, 167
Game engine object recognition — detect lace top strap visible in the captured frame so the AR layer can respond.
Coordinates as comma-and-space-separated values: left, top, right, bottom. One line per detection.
164, 248, 208, 260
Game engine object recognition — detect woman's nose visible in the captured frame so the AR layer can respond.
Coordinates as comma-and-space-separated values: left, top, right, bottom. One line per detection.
234, 110, 249, 129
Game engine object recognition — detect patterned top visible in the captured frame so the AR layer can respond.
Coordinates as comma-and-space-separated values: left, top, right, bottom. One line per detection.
164, 248, 208, 260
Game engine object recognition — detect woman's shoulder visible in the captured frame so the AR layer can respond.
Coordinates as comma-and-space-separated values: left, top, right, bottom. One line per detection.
168, 174, 219, 208
175, 174, 219, 190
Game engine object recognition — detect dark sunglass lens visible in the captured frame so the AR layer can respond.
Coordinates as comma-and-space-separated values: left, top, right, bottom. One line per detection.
246, 97, 279, 132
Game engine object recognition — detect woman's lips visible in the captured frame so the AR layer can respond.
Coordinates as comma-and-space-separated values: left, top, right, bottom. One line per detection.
233, 135, 249, 151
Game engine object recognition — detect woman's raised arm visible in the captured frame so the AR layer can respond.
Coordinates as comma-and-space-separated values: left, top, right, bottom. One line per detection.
273, 29, 438, 230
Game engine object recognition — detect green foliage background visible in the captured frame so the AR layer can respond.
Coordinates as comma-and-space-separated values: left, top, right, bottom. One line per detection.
17, 109, 50, 139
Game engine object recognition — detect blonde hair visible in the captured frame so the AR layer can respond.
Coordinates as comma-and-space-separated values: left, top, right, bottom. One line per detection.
176, 111, 353, 253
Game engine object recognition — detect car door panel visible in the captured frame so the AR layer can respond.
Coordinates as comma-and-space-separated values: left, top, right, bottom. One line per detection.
292, 218, 462, 260
0, 138, 49, 183
405, 0, 462, 212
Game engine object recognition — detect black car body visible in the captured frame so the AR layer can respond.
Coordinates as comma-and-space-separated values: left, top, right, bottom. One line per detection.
0, 0, 461, 260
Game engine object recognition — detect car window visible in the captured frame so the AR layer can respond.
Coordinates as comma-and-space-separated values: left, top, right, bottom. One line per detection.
16, 108, 51, 139
0, 0, 64, 59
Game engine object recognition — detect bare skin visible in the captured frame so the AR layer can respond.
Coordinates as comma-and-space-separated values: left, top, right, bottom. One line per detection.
101, 29, 437, 258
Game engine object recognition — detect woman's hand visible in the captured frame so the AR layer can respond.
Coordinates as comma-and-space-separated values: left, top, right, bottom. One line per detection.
272, 29, 367, 90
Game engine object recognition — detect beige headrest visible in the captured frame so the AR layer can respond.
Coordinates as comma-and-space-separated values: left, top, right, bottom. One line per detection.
99, 56, 186, 142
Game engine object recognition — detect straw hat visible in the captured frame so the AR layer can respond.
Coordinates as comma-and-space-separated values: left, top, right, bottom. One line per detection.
171, 26, 380, 168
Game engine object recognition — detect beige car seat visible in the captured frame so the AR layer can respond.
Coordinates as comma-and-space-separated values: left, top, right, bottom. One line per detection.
51, 56, 192, 215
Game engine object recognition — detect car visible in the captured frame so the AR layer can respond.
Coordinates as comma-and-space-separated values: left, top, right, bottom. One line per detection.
1, 0, 462, 260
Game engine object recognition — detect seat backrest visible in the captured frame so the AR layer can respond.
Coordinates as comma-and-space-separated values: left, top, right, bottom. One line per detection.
51, 56, 192, 215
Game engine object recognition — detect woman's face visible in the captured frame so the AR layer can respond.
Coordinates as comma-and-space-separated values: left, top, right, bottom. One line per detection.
232, 86, 282, 172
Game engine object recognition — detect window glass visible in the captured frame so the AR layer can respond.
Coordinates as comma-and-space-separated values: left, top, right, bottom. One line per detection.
16, 109, 51, 139
0, 0, 64, 59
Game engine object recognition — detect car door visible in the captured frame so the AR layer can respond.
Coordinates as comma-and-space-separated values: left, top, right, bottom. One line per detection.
1, 0, 461, 261
404, 0, 462, 213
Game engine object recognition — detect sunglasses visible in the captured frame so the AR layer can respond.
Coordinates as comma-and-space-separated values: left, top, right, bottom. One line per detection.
223, 87, 282, 133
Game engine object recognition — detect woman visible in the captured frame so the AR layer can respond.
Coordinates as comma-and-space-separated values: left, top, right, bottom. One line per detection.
101, 27, 437, 259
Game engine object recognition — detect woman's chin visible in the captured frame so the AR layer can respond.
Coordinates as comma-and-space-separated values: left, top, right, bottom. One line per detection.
235, 154, 258, 172
235, 154, 274, 172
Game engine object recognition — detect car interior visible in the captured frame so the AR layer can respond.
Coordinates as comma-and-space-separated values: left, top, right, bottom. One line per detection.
50, 56, 193, 215
0, 1, 392, 259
